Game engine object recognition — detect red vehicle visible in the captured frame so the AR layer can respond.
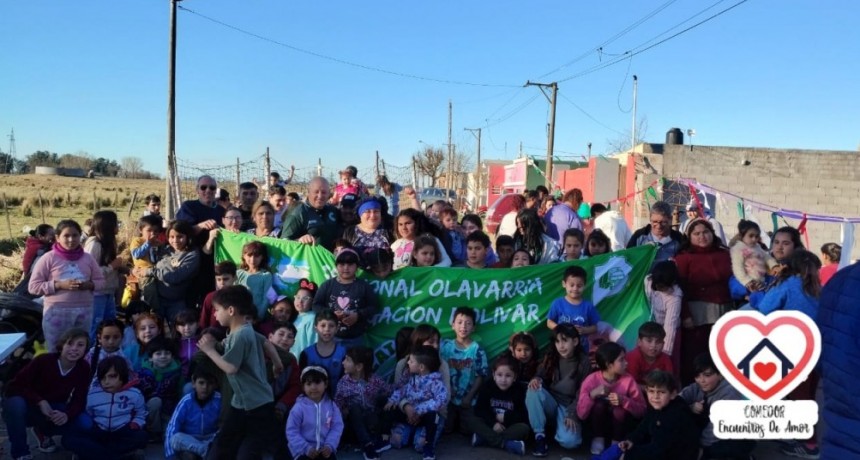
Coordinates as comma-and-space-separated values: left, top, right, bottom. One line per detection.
485, 194, 525, 236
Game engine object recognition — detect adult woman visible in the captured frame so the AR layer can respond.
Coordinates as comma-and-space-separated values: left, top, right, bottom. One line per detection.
539, 196, 557, 218
342, 198, 393, 256
376, 175, 403, 217
83, 210, 128, 339
513, 208, 559, 265
626, 201, 685, 267
819, 242, 842, 286
674, 218, 732, 385
247, 201, 281, 238
748, 226, 805, 309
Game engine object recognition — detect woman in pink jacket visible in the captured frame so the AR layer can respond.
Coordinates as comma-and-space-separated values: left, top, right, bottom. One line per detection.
29, 219, 105, 350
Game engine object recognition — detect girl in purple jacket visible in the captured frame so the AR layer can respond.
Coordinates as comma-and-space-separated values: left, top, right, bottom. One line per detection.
286, 367, 344, 460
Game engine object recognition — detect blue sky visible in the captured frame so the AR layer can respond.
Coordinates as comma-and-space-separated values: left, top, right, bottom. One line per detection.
2, 1, 858, 179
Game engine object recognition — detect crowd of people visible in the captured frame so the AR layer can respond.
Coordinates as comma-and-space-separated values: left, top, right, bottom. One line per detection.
4, 165, 853, 460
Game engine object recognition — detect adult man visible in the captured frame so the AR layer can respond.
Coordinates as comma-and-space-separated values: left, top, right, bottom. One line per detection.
626, 201, 685, 265
268, 166, 295, 187
237, 182, 260, 231
543, 188, 584, 245
590, 203, 632, 252
281, 177, 340, 251
267, 185, 288, 228
176, 175, 225, 303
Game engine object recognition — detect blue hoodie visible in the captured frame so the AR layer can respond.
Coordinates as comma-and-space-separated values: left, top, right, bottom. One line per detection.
87, 379, 147, 432
286, 394, 344, 459
164, 391, 221, 459
387, 371, 448, 415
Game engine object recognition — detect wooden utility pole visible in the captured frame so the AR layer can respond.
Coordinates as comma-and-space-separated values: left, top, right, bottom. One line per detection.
165, 0, 181, 219
632, 75, 638, 150
525, 81, 558, 189
447, 100, 453, 190
375, 151, 380, 178
464, 127, 481, 208
265, 147, 271, 181
235, 157, 240, 198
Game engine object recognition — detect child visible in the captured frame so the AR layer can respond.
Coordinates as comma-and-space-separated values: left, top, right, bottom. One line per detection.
643, 261, 682, 370
291, 278, 319, 358
730, 220, 777, 293
625, 322, 674, 386
164, 371, 221, 460
503, 331, 539, 384
85, 210, 128, 339
464, 231, 491, 269
138, 336, 183, 439
144, 193, 162, 217
174, 309, 200, 384
394, 326, 416, 364
465, 355, 529, 456
21, 223, 54, 278
198, 285, 285, 459
547, 266, 600, 350
313, 247, 378, 349
439, 207, 466, 265
121, 300, 150, 348
510, 249, 533, 268
577, 342, 647, 455
491, 235, 515, 268
133, 220, 200, 325
561, 228, 585, 261
86, 319, 134, 379
268, 322, 302, 419
385, 345, 448, 460
335, 346, 391, 460
411, 235, 441, 267
526, 323, 591, 456
258, 295, 297, 337
28, 219, 106, 350
394, 325, 452, 420
199, 261, 237, 331
585, 229, 612, 258
391, 209, 452, 269
129, 214, 164, 311
365, 248, 394, 279
440, 306, 489, 434
1, 328, 91, 459
461, 214, 499, 266
286, 367, 345, 460
679, 353, 754, 460
236, 240, 278, 320
299, 310, 347, 396
62, 356, 148, 460
123, 312, 162, 372
609, 370, 699, 460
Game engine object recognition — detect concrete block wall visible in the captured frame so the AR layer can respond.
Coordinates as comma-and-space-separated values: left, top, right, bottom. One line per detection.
661, 144, 860, 260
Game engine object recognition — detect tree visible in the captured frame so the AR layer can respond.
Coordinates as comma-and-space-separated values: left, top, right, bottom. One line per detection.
58, 151, 94, 171
121, 156, 144, 179
26, 150, 60, 169
93, 157, 120, 177
413, 146, 445, 187
605, 116, 649, 154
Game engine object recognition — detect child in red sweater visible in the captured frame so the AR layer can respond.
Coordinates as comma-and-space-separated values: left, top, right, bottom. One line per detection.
577, 342, 646, 456
625, 322, 674, 387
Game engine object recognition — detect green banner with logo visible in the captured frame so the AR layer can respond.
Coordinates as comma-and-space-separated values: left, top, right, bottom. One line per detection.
216, 231, 656, 378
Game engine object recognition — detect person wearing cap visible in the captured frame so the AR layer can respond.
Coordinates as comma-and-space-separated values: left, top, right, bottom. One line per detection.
338, 193, 360, 228
341, 197, 393, 256
281, 177, 341, 251
330, 165, 367, 206
680, 200, 727, 246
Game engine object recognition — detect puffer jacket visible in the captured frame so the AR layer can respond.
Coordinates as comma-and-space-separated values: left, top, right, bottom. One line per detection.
387, 371, 448, 415
818, 262, 860, 459
87, 379, 147, 432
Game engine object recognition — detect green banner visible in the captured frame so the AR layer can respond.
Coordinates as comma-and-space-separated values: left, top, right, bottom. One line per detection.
215, 231, 657, 378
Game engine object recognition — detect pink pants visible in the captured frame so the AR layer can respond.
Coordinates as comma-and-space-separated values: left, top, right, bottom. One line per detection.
43, 306, 92, 350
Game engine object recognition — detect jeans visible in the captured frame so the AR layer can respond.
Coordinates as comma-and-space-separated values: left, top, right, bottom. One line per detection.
171, 432, 217, 457
525, 387, 582, 448
345, 403, 381, 446
1, 397, 74, 458
62, 424, 148, 460
463, 410, 530, 448
147, 397, 164, 434
91, 293, 117, 341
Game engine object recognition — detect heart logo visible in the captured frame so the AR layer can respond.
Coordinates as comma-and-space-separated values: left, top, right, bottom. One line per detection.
709, 310, 821, 401
336, 296, 351, 309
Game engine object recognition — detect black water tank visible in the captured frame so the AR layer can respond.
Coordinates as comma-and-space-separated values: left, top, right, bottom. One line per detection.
666, 127, 684, 145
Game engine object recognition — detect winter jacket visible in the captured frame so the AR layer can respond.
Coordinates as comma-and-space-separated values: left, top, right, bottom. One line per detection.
678, 377, 743, 447
387, 371, 448, 415
626, 224, 685, 265
576, 372, 647, 420
756, 275, 819, 319
138, 359, 182, 414
624, 397, 700, 460
151, 248, 200, 302
674, 246, 733, 305
163, 391, 221, 459
534, 353, 592, 419
86, 379, 147, 432
22, 236, 50, 276
286, 395, 344, 459
474, 380, 528, 428
818, 262, 860, 458
28, 250, 105, 309
334, 374, 390, 412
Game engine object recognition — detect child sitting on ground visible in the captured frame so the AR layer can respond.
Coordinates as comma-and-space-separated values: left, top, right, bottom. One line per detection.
164, 371, 222, 460
138, 336, 182, 440
86, 319, 134, 380
335, 346, 391, 460
62, 356, 148, 460
465, 355, 530, 456
625, 322, 674, 387
502, 331, 539, 385
287, 367, 344, 460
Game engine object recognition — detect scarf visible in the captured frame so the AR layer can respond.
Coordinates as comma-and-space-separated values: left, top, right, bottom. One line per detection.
52, 242, 84, 261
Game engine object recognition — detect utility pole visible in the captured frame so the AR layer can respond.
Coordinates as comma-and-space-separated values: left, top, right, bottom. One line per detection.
165, 0, 181, 219
464, 127, 481, 209
411, 156, 418, 189
317, 158, 322, 178
265, 147, 271, 180
235, 157, 240, 198
525, 81, 558, 189
375, 150, 380, 178
5, 129, 16, 174
632, 75, 638, 150
447, 100, 453, 190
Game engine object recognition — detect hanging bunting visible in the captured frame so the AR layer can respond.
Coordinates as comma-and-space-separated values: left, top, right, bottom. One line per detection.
797, 213, 811, 249
771, 213, 779, 236
736, 201, 745, 220
647, 186, 658, 201
687, 184, 705, 218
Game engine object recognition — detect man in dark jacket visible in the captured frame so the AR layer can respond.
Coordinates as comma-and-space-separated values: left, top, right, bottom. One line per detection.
818, 261, 860, 459
626, 201, 685, 267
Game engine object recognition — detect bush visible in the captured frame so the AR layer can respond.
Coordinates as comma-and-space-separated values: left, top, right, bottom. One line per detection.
21, 203, 32, 217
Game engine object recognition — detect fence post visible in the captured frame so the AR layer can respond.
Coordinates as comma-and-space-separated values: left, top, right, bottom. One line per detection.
93, 190, 98, 211
2, 193, 12, 239
38, 190, 46, 224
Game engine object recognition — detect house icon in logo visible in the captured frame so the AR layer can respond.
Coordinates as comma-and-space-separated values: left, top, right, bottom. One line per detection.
737, 338, 794, 380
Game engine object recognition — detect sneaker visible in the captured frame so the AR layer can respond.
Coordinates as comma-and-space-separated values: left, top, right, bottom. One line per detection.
471, 433, 487, 447
503, 440, 526, 456
36, 435, 58, 453
422, 444, 436, 460
532, 434, 548, 457
781, 443, 820, 459
363, 443, 380, 460
590, 436, 606, 455
374, 437, 392, 453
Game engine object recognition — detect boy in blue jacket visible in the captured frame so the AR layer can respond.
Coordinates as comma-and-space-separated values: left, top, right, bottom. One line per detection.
164, 371, 221, 459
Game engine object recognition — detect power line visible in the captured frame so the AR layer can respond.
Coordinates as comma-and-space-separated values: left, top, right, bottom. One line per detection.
557, 92, 626, 136
177, 5, 518, 88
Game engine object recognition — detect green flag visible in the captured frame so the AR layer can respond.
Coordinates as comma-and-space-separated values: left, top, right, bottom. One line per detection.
215, 232, 657, 378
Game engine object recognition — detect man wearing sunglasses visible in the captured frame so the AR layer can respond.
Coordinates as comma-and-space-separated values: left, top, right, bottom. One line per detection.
176, 175, 226, 304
